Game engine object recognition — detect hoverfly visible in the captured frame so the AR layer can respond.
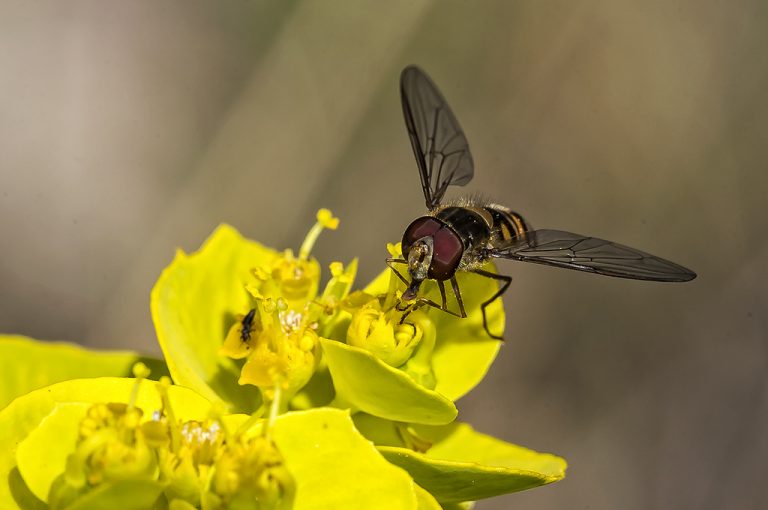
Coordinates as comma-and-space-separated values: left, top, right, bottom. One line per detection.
387, 65, 696, 340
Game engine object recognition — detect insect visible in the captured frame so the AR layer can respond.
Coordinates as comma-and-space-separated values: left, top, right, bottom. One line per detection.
387, 65, 696, 340
240, 308, 256, 342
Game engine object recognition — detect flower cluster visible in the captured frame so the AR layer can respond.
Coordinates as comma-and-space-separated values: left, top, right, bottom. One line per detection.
41, 365, 293, 510
0, 209, 566, 510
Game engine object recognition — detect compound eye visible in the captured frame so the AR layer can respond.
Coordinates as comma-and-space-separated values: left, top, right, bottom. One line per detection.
402, 217, 442, 256
429, 228, 463, 280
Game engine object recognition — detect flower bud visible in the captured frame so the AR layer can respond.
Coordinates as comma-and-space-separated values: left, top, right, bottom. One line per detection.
66, 403, 157, 488
347, 304, 423, 367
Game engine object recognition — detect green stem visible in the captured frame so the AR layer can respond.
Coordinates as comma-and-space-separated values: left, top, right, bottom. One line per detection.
265, 384, 283, 441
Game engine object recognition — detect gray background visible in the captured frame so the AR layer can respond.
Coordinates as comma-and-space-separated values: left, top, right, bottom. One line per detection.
1, 1, 766, 509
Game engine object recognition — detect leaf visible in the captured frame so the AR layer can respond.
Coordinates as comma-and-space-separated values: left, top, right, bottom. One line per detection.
151, 224, 275, 413
365, 255, 503, 402
0, 335, 167, 411
321, 339, 457, 425
378, 422, 566, 503
271, 408, 420, 510
0, 378, 212, 509
441, 503, 474, 510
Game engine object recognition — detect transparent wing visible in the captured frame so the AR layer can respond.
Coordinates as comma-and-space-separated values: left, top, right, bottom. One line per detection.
493, 229, 696, 282
401, 65, 474, 210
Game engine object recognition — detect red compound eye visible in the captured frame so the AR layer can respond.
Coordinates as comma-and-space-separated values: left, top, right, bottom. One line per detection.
429, 227, 463, 280
402, 216, 463, 280
402, 217, 442, 256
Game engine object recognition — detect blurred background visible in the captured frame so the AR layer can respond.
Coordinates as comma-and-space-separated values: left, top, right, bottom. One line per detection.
1, 1, 766, 508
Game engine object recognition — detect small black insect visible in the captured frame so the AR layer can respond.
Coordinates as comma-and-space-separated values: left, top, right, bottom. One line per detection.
387, 65, 696, 340
240, 308, 256, 342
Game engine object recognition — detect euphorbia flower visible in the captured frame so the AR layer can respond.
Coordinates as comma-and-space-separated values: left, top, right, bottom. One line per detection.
0, 209, 566, 509
345, 292, 426, 368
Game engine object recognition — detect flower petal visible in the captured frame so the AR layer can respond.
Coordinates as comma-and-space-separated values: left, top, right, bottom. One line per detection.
0, 378, 212, 508
271, 408, 420, 509
16, 402, 89, 502
321, 339, 457, 425
151, 224, 275, 412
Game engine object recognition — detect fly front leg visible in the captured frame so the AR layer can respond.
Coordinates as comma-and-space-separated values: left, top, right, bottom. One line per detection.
398, 277, 468, 323
387, 258, 414, 313
471, 268, 512, 341
386, 257, 410, 286
398, 295, 464, 325
389, 259, 467, 323
450, 277, 467, 318
438, 280, 449, 310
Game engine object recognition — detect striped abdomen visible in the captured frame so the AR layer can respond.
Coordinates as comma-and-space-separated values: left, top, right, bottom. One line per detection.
483, 205, 529, 244
433, 204, 529, 251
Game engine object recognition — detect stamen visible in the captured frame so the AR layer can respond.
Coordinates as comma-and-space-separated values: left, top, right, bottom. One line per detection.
128, 362, 151, 411
278, 309, 303, 334
181, 421, 220, 444
156, 376, 181, 452
299, 209, 339, 260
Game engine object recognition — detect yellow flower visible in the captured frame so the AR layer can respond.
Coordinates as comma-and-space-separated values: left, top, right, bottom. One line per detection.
70, 402, 156, 486
245, 208, 339, 308
347, 299, 424, 368
237, 297, 320, 400
219, 210, 350, 403
207, 435, 294, 510
160, 419, 224, 507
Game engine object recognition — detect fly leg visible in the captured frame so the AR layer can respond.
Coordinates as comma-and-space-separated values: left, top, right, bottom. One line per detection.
450, 277, 467, 318
387, 259, 466, 323
398, 294, 464, 324
399, 277, 470, 324
438, 280, 449, 310
386, 257, 410, 286
471, 268, 512, 341
387, 258, 416, 314
398, 280, 463, 324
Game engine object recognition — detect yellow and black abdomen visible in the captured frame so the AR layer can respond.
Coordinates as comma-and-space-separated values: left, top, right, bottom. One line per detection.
484, 205, 529, 243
